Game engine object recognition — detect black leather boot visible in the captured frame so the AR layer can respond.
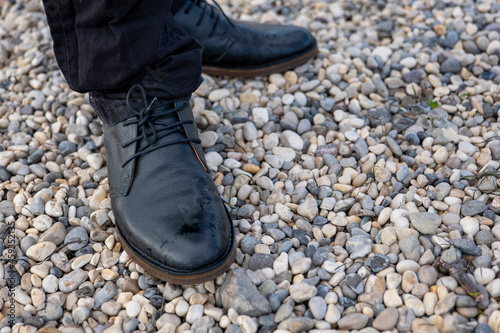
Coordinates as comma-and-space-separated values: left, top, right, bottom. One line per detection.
93, 85, 235, 284
173, 0, 318, 77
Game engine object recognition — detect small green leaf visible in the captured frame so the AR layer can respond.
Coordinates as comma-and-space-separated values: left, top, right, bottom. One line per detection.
428, 99, 440, 109
469, 292, 481, 297
482, 172, 500, 177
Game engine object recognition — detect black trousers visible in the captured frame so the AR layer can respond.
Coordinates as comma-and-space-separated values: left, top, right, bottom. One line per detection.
42, 0, 203, 123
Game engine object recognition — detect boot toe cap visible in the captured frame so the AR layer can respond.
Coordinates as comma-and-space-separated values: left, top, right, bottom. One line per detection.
115, 194, 233, 274
112, 160, 234, 275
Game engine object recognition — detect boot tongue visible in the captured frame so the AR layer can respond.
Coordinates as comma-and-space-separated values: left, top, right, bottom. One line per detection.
136, 108, 186, 153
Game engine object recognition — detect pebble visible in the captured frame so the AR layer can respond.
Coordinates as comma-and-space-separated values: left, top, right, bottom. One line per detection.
486, 279, 500, 298
64, 227, 89, 251
461, 216, 480, 236
400, 236, 421, 261
37, 302, 63, 321
384, 288, 403, 307
72, 306, 90, 324
449, 238, 481, 256
208, 88, 230, 101
440, 57, 462, 73
200, 131, 218, 147
93, 282, 118, 309
281, 130, 303, 151
186, 304, 204, 324
58, 269, 88, 293
272, 147, 295, 162
404, 294, 426, 317
219, 268, 271, 316
337, 313, 368, 330
365, 253, 389, 272
409, 212, 441, 234
243, 122, 258, 141
26, 241, 56, 261
418, 266, 438, 286
308, 296, 327, 320
412, 318, 439, 333
297, 195, 318, 221
475, 323, 494, 333
125, 301, 141, 317
238, 315, 258, 333
289, 282, 317, 303
252, 108, 269, 127
474, 268, 495, 285
45, 201, 63, 217
33, 214, 53, 231
372, 308, 399, 331
87, 153, 104, 170
461, 201, 487, 217
434, 293, 457, 315
372, 46, 393, 62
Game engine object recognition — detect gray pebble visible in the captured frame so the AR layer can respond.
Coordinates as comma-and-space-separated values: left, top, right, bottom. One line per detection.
450, 238, 482, 256
93, 282, 118, 310
64, 227, 89, 251
461, 200, 488, 217
475, 323, 494, 333
365, 253, 389, 273
440, 57, 462, 73
37, 302, 63, 321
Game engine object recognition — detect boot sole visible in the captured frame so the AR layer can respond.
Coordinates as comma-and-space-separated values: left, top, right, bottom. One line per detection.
116, 218, 236, 285
202, 45, 318, 77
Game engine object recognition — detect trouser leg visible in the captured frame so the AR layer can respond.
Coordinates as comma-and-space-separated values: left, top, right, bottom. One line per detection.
42, 0, 203, 123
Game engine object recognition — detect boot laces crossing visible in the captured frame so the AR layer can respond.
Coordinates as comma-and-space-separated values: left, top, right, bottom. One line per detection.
121, 84, 200, 168
184, 0, 241, 38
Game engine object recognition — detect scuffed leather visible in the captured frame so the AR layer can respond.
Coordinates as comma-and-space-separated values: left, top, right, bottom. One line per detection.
102, 103, 233, 274
174, 0, 317, 69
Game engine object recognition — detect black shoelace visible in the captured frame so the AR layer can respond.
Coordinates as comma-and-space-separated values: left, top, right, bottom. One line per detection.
121, 84, 201, 168
184, 0, 240, 38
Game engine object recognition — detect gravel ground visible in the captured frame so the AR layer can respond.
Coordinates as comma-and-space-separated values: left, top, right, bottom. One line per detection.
1, 0, 500, 332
